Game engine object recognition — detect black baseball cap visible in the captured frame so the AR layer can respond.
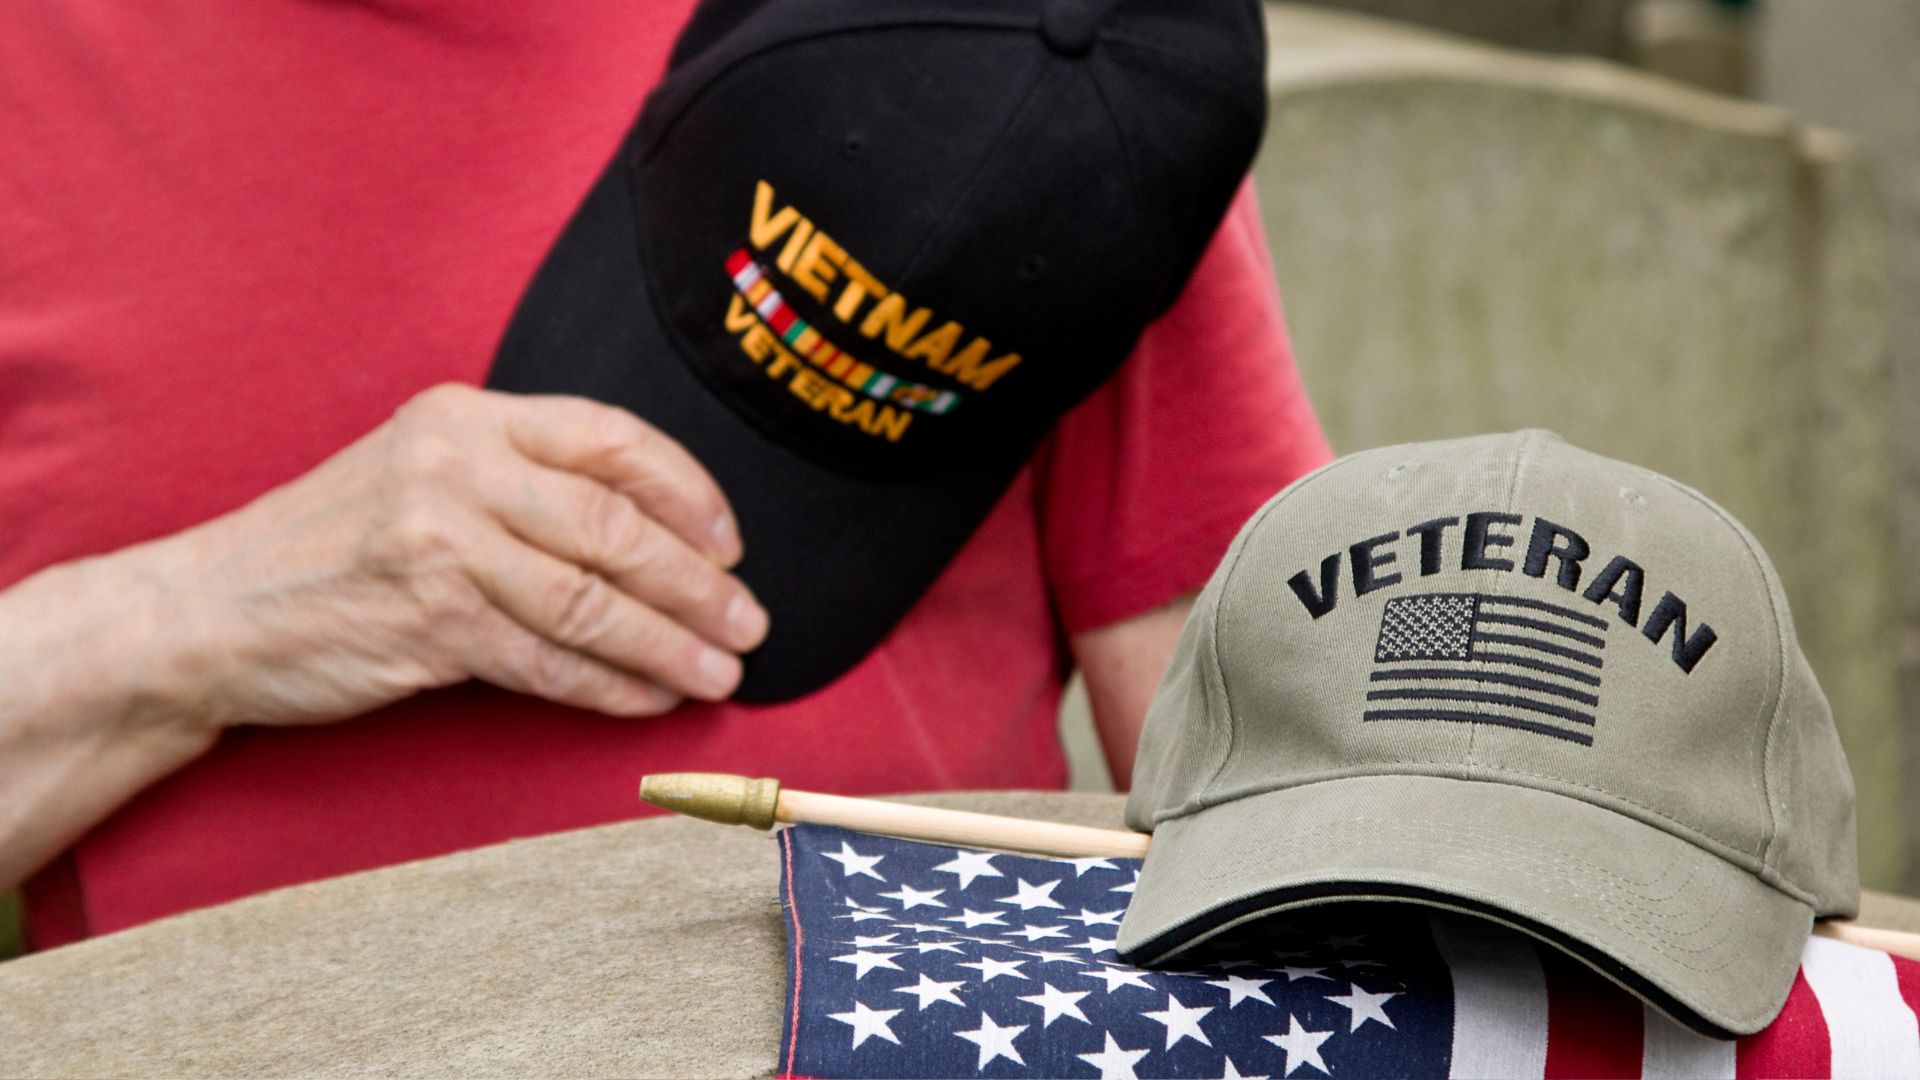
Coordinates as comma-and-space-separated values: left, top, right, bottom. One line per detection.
487, 0, 1268, 701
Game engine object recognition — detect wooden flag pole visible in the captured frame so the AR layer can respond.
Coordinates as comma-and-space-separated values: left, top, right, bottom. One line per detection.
637, 771, 1150, 858
775, 786, 1152, 859
638, 772, 1920, 964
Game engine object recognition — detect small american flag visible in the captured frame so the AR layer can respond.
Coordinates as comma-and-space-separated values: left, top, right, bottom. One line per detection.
1367, 593, 1609, 746
777, 824, 1920, 1078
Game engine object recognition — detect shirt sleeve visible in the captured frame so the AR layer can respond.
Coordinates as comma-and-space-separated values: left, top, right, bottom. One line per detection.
1035, 180, 1334, 635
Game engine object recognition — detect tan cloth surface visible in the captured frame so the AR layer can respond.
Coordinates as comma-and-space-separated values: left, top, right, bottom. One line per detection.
1859, 889, 1920, 934
0, 791, 1126, 1079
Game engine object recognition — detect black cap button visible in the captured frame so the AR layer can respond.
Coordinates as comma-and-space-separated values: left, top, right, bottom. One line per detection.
1041, 0, 1099, 57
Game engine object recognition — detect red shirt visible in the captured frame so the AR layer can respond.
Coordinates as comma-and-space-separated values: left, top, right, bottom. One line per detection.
0, 1, 1329, 947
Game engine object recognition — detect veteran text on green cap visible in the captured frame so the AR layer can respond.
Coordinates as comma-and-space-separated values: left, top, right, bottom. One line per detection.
1116, 430, 1857, 1038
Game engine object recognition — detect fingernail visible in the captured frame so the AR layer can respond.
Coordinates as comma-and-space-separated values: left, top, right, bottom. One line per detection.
697, 646, 742, 697
726, 593, 770, 647
709, 515, 742, 563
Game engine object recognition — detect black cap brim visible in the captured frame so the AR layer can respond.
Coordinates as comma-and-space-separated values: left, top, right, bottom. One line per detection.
488, 143, 1019, 702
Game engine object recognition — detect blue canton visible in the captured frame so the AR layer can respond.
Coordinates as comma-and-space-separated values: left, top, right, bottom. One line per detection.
777, 824, 1457, 1079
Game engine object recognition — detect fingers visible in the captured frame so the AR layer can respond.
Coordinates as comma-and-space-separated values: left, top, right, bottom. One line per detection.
482, 456, 769, 654
375, 385, 764, 712
459, 605, 684, 718
460, 522, 749, 702
497, 393, 743, 568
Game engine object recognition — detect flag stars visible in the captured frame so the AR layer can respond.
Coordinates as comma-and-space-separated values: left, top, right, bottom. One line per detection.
877, 883, 947, 910
1072, 934, 1120, 957
820, 841, 886, 881
1208, 973, 1278, 1008
1275, 963, 1333, 983
1016, 982, 1091, 1028
1054, 855, 1119, 876
932, 850, 1003, 890
953, 1012, 1027, 1069
1084, 965, 1157, 994
957, 955, 1030, 983
834, 898, 891, 923
787, 829, 1420, 1078
827, 1001, 901, 1049
941, 909, 1007, 929
1326, 984, 1399, 1032
892, 974, 966, 1011
998, 877, 1066, 911
894, 921, 951, 935
1077, 1032, 1151, 1080
1142, 993, 1215, 1049
830, 949, 902, 979
1264, 1016, 1334, 1077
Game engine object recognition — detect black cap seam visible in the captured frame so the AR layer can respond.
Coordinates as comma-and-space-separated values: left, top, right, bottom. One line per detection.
1097, 32, 1265, 121
1195, 462, 1356, 800
1081, 60, 1146, 280
891, 49, 1055, 287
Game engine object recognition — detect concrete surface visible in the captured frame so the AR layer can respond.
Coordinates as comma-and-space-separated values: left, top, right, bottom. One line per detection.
1251, 4, 1900, 886
1291, 0, 1635, 57
1759, 0, 1920, 895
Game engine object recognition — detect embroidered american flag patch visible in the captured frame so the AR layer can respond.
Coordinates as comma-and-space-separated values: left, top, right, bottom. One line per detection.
1365, 593, 1609, 746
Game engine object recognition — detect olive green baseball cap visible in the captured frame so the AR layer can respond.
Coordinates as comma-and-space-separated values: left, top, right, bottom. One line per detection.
1115, 430, 1857, 1037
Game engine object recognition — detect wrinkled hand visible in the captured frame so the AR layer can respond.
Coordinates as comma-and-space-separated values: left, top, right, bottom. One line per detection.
143, 383, 768, 726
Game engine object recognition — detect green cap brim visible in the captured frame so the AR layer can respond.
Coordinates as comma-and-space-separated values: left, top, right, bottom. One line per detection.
1115, 774, 1812, 1037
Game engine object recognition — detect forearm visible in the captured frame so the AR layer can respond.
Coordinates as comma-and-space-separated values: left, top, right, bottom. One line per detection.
1073, 593, 1195, 790
0, 387, 770, 894
0, 550, 218, 893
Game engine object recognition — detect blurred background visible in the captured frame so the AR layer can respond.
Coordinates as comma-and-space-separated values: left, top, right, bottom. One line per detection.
3, 0, 1915, 960
1063, 0, 1920, 897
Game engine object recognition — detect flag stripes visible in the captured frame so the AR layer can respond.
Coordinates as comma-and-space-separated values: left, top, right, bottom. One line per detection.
1365, 687, 1595, 725
1473, 632, 1604, 667
1474, 613, 1607, 649
1467, 651, 1604, 686
1371, 668, 1599, 706
1432, 915, 1548, 1079
1737, 971, 1832, 1078
1801, 935, 1920, 1078
1540, 945, 1644, 1078
1472, 592, 1613, 630
1434, 910, 1920, 1079
1640, 1003, 1736, 1079
1447, 929, 1920, 1079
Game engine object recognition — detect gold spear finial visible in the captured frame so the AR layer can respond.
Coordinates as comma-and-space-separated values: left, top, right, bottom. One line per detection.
638, 772, 782, 830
